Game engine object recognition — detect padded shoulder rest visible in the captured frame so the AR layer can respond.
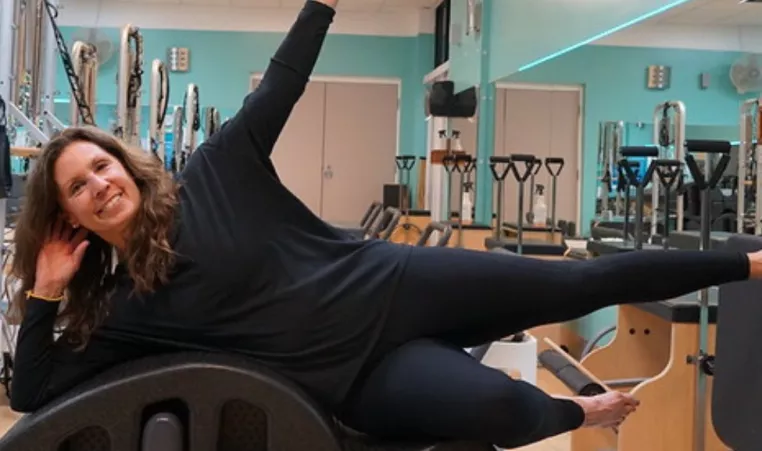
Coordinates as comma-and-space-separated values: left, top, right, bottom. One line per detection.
0, 352, 342, 451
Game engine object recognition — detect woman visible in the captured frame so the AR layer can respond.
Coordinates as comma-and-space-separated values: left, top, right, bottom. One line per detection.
8, 0, 760, 448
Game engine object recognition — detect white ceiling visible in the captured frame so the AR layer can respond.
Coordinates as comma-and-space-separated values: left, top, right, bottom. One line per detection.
119, 0, 442, 10
650, 0, 762, 25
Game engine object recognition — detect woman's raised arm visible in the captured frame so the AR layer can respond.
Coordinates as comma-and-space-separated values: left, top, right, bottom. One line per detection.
209, 0, 338, 161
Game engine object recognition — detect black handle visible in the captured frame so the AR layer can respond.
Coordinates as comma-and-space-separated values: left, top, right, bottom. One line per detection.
395, 155, 417, 171
489, 156, 512, 181
545, 157, 565, 176
683, 139, 732, 190
442, 155, 457, 174
454, 154, 476, 174
620, 146, 659, 158
509, 154, 539, 182
684, 153, 731, 190
685, 139, 731, 155
652, 159, 683, 189
619, 158, 655, 188
530, 157, 542, 176
617, 160, 641, 186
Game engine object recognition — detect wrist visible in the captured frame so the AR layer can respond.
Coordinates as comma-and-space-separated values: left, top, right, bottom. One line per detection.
30, 284, 65, 300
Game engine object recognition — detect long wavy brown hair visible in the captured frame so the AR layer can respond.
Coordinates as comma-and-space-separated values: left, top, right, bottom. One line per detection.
7, 126, 179, 347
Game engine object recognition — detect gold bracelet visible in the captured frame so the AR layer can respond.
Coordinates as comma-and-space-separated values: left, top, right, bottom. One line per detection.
25, 290, 65, 302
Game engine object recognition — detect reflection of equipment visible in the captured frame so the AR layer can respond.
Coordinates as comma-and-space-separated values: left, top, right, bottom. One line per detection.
653, 101, 686, 235
596, 121, 624, 219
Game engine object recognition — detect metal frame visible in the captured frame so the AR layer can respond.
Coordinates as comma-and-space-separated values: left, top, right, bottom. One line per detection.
116, 24, 144, 147
149, 59, 169, 164
738, 97, 762, 234
652, 101, 686, 235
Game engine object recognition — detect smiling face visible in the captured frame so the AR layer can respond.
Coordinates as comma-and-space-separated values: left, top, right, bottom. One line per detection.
54, 140, 141, 247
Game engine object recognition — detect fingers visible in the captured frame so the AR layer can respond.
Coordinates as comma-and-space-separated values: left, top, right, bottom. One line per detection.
71, 240, 90, 267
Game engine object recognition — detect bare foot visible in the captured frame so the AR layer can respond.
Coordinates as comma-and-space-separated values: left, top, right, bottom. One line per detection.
557, 391, 640, 428
747, 250, 762, 278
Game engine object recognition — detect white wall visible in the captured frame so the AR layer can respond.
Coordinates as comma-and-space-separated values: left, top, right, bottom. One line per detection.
58, 0, 436, 36
594, 23, 762, 53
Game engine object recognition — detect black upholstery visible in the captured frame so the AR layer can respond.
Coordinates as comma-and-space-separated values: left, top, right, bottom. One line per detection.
0, 352, 496, 451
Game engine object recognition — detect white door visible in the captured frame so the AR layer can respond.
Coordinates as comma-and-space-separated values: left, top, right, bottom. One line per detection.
494, 87, 580, 226
320, 82, 399, 223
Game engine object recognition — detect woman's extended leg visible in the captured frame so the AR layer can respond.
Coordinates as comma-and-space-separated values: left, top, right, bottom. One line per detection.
378, 246, 749, 349
339, 338, 635, 449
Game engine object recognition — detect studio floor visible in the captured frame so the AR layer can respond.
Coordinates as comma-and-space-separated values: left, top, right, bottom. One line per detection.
0, 369, 571, 450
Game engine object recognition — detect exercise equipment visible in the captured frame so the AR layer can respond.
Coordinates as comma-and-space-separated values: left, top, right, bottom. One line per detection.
596, 121, 625, 220
115, 24, 144, 147
504, 157, 568, 244
736, 98, 760, 233
415, 221, 453, 247
667, 141, 733, 252
69, 41, 98, 127
484, 155, 567, 257
204, 106, 221, 138
148, 59, 170, 165
366, 206, 402, 240
586, 146, 667, 255
713, 234, 762, 451
386, 155, 426, 245
0, 352, 496, 450
652, 101, 687, 235
442, 153, 476, 246
333, 201, 384, 239
553, 140, 733, 451
171, 84, 200, 173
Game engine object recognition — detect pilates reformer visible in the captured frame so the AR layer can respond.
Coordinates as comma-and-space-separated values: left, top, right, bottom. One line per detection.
484, 155, 568, 258
662, 141, 736, 251
586, 146, 683, 255
386, 155, 427, 245
501, 156, 572, 245
541, 139, 734, 451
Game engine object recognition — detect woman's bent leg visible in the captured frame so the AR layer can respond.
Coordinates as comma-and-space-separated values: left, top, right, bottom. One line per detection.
339, 339, 585, 449
380, 246, 749, 347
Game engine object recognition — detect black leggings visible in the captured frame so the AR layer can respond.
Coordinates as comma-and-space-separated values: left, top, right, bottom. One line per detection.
338, 246, 749, 449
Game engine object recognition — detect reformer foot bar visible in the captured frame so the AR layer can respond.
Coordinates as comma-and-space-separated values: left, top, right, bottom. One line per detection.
542, 140, 734, 451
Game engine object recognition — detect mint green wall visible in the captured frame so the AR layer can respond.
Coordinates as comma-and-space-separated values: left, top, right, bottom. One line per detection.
505, 44, 749, 341
55, 27, 434, 198
489, 0, 692, 80
448, 0, 483, 91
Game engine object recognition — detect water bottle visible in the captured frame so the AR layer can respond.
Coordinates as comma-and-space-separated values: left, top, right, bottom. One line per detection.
532, 184, 548, 226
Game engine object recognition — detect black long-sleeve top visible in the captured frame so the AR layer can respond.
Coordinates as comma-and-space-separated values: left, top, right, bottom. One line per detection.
10, 0, 412, 413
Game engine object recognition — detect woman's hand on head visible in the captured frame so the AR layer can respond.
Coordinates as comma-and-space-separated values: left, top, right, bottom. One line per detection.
33, 219, 90, 298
